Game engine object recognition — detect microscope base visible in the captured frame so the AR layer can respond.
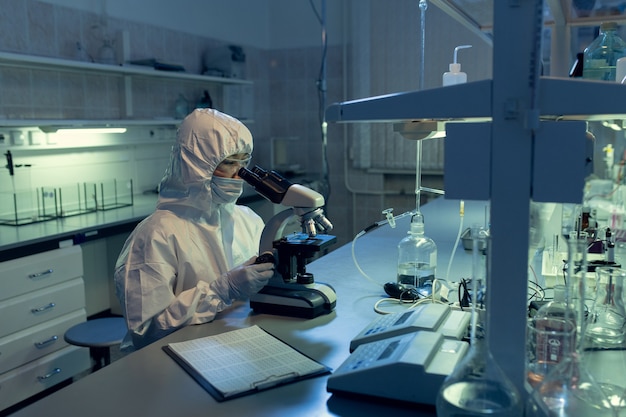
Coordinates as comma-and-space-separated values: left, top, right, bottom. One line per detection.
250, 283, 336, 319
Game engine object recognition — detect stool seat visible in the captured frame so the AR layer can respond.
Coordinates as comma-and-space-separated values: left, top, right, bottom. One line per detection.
65, 317, 127, 371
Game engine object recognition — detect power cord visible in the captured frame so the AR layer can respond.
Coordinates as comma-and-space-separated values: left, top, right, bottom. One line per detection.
374, 278, 450, 315
351, 209, 417, 288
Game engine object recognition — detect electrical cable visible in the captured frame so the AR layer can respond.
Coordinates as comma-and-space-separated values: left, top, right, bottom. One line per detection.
373, 277, 449, 315
351, 209, 417, 288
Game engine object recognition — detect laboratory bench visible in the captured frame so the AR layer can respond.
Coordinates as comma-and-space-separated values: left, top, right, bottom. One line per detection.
6, 197, 489, 417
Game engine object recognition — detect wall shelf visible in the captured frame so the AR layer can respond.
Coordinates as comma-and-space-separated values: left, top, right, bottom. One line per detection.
0, 118, 181, 128
0, 51, 252, 85
0, 51, 254, 122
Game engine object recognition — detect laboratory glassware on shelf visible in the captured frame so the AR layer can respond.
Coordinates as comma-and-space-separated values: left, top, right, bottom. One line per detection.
436, 226, 523, 417
526, 232, 617, 417
583, 21, 626, 82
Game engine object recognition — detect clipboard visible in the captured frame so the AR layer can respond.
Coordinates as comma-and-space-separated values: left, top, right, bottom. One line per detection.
162, 325, 331, 401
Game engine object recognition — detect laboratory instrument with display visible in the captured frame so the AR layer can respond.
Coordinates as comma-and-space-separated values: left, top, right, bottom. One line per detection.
239, 165, 336, 319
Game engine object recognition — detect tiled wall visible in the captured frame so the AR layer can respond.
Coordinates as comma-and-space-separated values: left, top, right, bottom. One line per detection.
0, 0, 351, 243
0, 0, 497, 250
0, 0, 228, 120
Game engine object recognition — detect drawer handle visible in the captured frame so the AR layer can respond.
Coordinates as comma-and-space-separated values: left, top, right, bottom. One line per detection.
31, 302, 56, 314
37, 368, 61, 381
34, 335, 59, 349
28, 269, 53, 279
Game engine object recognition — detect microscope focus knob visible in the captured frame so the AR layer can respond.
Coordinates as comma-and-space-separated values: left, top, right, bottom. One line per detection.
297, 273, 314, 285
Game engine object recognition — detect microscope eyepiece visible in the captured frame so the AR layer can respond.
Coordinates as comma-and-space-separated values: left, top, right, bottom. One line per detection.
238, 165, 293, 204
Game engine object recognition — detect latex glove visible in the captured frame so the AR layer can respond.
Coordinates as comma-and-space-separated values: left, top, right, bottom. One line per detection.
225, 256, 275, 300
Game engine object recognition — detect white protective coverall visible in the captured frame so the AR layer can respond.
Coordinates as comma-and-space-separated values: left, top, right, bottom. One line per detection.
114, 108, 273, 350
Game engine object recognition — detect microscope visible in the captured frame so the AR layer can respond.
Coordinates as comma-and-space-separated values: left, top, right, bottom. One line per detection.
239, 165, 337, 319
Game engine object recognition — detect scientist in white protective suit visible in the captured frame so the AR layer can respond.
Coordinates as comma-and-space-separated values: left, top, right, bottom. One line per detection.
114, 108, 275, 350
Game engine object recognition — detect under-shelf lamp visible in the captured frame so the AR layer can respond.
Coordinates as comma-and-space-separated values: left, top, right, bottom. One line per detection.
601, 120, 623, 131
39, 126, 127, 134
393, 120, 447, 140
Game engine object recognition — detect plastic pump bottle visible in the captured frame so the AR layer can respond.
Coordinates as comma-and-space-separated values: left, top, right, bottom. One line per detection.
397, 213, 437, 291
443, 45, 472, 86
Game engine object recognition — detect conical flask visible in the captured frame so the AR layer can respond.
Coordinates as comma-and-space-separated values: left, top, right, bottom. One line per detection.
584, 266, 626, 410
525, 232, 617, 417
436, 226, 523, 417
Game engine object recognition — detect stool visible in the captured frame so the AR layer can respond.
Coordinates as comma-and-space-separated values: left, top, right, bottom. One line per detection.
64, 317, 127, 372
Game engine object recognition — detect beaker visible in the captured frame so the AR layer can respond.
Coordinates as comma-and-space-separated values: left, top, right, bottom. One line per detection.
586, 266, 626, 348
526, 317, 576, 388
436, 226, 523, 417
526, 232, 617, 417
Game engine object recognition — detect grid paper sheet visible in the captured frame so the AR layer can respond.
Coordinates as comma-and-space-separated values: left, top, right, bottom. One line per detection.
166, 325, 329, 399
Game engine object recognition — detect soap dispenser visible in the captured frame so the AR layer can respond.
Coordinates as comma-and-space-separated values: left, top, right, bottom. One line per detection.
443, 45, 472, 86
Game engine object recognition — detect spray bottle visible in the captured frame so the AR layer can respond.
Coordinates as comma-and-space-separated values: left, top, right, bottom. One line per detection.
443, 45, 472, 86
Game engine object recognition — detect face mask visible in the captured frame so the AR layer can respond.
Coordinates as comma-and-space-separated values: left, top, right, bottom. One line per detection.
211, 176, 243, 205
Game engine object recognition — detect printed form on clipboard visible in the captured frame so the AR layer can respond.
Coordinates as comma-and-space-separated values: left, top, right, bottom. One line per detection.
162, 325, 331, 401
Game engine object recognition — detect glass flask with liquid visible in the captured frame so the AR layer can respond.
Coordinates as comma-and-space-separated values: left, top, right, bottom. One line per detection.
525, 232, 617, 417
396, 212, 436, 294
436, 226, 523, 417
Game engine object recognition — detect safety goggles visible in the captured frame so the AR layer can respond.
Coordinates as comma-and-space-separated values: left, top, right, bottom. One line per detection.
221, 154, 251, 168
214, 154, 251, 177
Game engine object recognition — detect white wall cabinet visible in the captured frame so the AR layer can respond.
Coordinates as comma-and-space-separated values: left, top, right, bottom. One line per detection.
0, 245, 90, 411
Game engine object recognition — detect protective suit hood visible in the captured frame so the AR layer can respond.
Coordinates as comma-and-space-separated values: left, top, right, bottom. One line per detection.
157, 108, 253, 214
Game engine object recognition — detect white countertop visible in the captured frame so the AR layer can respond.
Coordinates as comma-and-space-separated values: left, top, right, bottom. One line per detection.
0, 193, 158, 261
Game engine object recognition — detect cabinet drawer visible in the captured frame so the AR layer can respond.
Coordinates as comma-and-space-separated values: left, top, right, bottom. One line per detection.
0, 309, 86, 374
0, 345, 90, 411
0, 246, 83, 301
0, 278, 85, 338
